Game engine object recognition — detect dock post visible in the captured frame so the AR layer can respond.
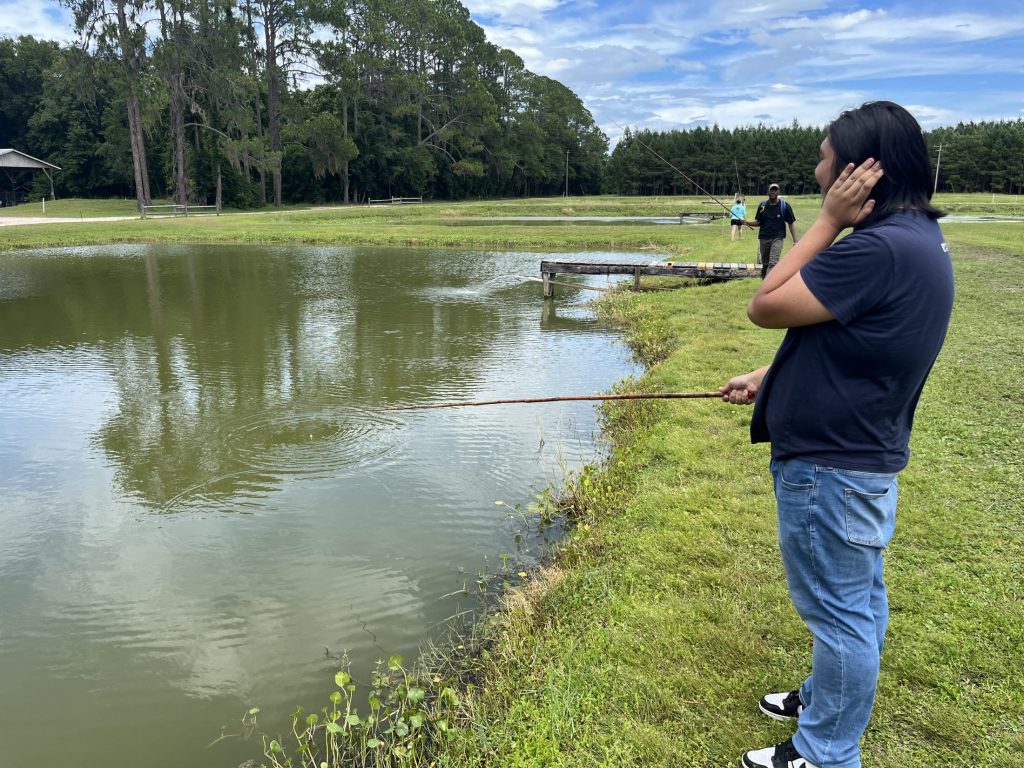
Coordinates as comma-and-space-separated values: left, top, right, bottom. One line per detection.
633, 267, 642, 291
543, 272, 555, 299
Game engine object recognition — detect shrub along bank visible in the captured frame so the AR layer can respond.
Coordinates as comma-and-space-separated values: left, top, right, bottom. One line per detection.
432, 232, 1024, 767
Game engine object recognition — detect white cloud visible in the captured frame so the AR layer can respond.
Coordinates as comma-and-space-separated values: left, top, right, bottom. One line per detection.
529, 43, 674, 84
776, 10, 1024, 43
0, 2, 76, 42
462, 0, 563, 26
735, 0, 828, 17
902, 103, 958, 126
475, 23, 544, 53
782, 8, 884, 32
542, 56, 579, 74
652, 85, 868, 129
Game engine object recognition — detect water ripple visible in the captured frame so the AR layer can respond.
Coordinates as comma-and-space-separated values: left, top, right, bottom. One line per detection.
223, 405, 403, 477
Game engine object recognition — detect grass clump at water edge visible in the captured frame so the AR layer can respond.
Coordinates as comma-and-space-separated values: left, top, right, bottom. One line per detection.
237, 655, 465, 768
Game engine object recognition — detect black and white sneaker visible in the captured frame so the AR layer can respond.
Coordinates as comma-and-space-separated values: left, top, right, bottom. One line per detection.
741, 737, 818, 768
758, 689, 803, 722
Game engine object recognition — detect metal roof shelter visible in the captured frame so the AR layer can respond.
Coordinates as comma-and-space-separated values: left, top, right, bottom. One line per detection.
0, 149, 61, 206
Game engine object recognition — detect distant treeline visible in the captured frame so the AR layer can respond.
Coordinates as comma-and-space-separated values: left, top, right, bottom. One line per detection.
0, 0, 607, 209
604, 123, 824, 198
604, 120, 1024, 198
926, 121, 1024, 195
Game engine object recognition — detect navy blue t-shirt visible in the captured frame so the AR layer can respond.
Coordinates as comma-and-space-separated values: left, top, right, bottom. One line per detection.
750, 210, 954, 472
755, 199, 795, 240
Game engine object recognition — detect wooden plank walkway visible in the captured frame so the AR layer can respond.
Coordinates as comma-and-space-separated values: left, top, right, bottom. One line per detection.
539, 256, 758, 297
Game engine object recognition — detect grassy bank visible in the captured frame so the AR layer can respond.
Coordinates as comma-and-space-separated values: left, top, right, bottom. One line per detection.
3, 194, 1019, 256
0, 195, 770, 254
430, 233, 1023, 766
0, 198, 745, 256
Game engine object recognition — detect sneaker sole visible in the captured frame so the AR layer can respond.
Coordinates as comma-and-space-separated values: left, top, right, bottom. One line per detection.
757, 702, 798, 722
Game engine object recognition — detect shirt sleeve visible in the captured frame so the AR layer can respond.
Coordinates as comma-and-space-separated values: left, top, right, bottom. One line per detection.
754, 204, 764, 223
785, 204, 796, 223
800, 230, 895, 325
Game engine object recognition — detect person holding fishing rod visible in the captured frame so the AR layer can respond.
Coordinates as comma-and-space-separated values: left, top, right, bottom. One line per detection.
730, 197, 747, 241
746, 183, 799, 278
720, 101, 954, 768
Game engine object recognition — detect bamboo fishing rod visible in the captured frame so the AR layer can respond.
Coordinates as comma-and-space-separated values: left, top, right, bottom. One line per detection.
613, 120, 753, 228
383, 391, 722, 411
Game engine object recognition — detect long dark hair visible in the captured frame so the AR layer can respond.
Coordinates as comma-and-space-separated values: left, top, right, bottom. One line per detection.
828, 101, 945, 221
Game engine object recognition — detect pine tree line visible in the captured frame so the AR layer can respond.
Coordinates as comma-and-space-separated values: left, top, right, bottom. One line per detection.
603, 121, 1024, 198
926, 121, 1024, 195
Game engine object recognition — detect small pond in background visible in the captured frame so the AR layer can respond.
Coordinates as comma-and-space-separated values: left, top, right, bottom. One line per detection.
0, 244, 640, 768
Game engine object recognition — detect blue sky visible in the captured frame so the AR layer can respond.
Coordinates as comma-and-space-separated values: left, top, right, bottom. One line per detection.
5, 0, 1024, 144
460, 0, 1024, 143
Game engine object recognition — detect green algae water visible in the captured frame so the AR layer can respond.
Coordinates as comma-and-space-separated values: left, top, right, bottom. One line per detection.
0, 244, 638, 768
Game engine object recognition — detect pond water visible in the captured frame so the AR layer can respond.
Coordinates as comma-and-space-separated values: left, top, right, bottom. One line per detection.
0, 244, 639, 768
447, 215, 715, 225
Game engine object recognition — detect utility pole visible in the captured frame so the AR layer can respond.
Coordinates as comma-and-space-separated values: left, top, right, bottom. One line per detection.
564, 150, 569, 197
933, 142, 943, 196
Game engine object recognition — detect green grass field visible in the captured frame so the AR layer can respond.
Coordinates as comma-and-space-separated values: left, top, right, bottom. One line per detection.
2, 195, 1015, 264
0, 196, 144, 218
2, 194, 1019, 257
0, 196, 316, 218
3, 195, 1021, 767
0, 195, 767, 255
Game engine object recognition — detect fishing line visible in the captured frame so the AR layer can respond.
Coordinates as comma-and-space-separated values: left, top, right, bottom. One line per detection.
382, 127, 745, 415
612, 120, 753, 228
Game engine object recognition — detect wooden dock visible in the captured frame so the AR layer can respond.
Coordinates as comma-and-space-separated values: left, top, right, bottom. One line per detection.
539, 256, 758, 298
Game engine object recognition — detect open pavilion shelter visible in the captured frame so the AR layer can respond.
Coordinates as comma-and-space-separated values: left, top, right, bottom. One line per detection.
0, 149, 60, 207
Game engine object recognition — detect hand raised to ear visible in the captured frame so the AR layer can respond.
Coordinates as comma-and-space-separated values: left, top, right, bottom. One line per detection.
821, 158, 884, 231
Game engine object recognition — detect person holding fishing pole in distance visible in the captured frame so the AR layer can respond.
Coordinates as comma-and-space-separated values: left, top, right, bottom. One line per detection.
746, 183, 799, 278
730, 197, 747, 241
719, 101, 954, 768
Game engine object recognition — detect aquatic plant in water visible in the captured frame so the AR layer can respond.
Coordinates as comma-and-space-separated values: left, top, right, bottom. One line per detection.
244, 654, 462, 768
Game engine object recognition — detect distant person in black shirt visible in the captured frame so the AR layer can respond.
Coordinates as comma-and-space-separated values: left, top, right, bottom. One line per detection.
747, 183, 799, 278
721, 101, 954, 768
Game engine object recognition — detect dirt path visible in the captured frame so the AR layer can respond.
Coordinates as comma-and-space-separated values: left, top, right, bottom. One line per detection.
0, 215, 139, 227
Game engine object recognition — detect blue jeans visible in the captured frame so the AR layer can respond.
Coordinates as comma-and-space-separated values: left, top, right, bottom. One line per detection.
771, 458, 898, 768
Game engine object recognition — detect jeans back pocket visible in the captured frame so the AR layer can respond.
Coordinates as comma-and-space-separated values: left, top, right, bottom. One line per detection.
844, 478, 897, 547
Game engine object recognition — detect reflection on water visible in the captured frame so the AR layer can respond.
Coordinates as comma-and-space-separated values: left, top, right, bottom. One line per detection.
0, 244, 638, 768
445, 215, 690, 225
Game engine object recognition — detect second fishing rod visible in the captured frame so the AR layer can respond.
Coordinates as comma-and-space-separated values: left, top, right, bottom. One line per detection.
613, 120, 754, 229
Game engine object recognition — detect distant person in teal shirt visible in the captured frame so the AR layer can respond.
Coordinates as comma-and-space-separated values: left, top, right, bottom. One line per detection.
730, 198, 747, 241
